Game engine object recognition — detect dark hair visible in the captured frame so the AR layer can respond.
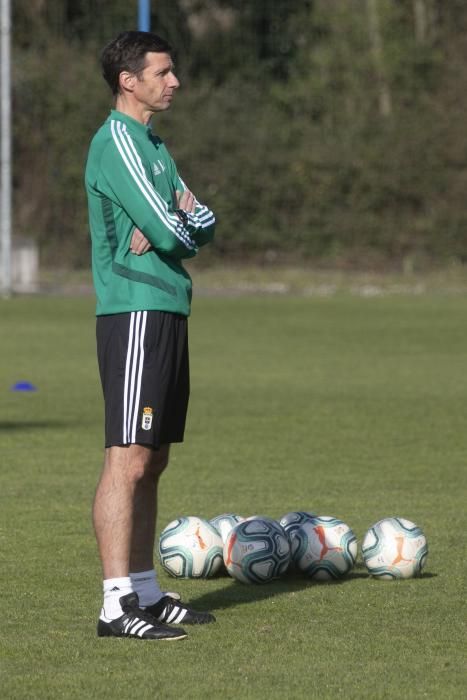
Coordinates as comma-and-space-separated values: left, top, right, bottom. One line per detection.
101, 31, 173, 95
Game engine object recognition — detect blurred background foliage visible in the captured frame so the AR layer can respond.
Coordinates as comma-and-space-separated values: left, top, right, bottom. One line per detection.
10, 0, 467, 269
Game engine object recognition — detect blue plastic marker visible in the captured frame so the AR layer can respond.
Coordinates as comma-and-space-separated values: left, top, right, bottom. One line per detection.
10, 381, 37, 392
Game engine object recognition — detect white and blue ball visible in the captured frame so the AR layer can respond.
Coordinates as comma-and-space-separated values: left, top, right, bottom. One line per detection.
291, 515, 357, 580
210, 513, 245, 543
224, 517, 291, 584
279, 511, 317, 540
159, 516, 223, 578
362, 517, 428, 579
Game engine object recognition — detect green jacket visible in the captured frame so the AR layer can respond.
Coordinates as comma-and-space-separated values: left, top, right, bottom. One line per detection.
85, 110, 215, 316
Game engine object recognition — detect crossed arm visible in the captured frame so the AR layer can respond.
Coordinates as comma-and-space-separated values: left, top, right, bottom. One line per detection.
130, 189, 196, 255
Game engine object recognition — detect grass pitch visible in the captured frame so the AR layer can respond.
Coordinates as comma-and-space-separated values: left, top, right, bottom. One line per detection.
1, 291, 466, 699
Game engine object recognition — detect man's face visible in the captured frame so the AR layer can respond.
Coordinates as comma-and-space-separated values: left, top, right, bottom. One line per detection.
132, 52, 180, 112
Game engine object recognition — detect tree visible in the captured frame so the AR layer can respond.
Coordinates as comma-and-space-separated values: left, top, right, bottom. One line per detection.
9, 0, 467, 267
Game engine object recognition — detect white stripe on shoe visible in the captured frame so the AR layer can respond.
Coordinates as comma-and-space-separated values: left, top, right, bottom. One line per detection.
137, 624, 154, 638
124, 617, 133, 634
173, 609, 187, 624
130, 619, 147, 635
164, 604, 187, 624
124, 616, 155, 637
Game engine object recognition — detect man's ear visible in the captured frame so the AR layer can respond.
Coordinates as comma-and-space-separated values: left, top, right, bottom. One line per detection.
119, 71, 137, 93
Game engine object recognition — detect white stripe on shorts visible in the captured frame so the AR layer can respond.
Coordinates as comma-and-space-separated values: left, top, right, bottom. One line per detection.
122, 311, 148, 444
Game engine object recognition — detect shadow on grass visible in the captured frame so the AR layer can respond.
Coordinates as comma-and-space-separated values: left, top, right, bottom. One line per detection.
186, 564, 437, 613
187, 567, 372, 613
0, 420, 69, 431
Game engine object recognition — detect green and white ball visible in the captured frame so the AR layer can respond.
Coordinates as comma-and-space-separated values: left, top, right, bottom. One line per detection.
362, 517, 428, 579
224, 517, 291, 584
210, 513, 245, 543
159, 516, 223, 578
291, 516, 357, 580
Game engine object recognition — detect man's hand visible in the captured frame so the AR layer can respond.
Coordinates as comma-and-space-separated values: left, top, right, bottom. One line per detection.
130, 227, 152, 255
175, 189, 196, 214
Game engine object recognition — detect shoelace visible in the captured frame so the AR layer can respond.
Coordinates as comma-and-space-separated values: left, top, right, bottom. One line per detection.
159, 598, 177, 614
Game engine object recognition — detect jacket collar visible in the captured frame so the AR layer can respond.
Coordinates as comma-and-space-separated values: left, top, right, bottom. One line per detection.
109, 109, 152, 136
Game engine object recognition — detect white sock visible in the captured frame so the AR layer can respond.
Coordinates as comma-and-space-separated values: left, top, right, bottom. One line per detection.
100, 576, 133, 621
129, 569, 164, 607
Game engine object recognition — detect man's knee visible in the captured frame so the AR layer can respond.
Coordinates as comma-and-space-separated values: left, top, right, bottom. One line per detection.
148, 444, 170, 478
106, 444, 169, 482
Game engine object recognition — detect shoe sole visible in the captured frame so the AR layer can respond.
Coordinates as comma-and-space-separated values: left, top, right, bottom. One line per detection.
97, 632, 187, 640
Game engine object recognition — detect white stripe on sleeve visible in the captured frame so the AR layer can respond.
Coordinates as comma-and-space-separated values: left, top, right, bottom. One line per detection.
110, 120, 196, 250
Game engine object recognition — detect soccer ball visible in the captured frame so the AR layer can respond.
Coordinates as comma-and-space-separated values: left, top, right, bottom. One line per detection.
224, 517, 291, 584
210, 513, 245, 543
361, 517, 428, 579
245, 515, 287, 534
291, 515, 357, 580
159, 516, 223, 578
279, 511, 317, 539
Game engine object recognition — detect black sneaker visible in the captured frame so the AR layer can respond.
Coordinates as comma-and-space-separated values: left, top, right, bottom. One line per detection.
97, 592, 187, 640
146, 595, 216, 625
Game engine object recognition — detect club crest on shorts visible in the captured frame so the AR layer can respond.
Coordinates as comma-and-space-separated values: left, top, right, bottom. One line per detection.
142, 406, 153, 431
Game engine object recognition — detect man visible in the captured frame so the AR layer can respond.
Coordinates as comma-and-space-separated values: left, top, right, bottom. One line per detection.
85, 31, 216, 640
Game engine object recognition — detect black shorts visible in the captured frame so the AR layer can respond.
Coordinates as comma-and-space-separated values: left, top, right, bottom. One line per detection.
96, 310, 189, 449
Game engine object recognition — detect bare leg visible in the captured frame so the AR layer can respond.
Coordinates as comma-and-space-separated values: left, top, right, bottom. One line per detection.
92, 443, 167, 579
93, 443, 216, 626
130, 444, 170, 573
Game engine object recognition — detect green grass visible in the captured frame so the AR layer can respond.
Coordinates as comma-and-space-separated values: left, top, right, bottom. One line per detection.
1, 293, 466, 699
